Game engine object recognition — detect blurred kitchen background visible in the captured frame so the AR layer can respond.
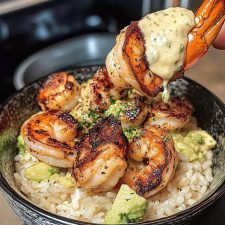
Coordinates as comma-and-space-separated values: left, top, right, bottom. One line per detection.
0, 0, 224, 225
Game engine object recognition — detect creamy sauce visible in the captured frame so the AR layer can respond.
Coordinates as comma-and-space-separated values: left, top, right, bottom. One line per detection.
139, 7, 195, 102
162, 81, 170, 103
139, 7, 195, 80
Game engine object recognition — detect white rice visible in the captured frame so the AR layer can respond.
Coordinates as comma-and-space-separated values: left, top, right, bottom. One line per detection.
14, 149, 213, 223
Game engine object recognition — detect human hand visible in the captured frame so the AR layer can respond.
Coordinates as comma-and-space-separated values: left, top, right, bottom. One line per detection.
213, 23, 225, 50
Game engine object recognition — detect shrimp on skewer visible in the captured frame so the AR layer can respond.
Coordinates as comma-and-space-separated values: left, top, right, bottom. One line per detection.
21, 110, 78, 168
120, 125, 177, 198
73, 115, 127, 192
147, 97, 194, 131
105, 0, 225, 97
37, 72, 80, 111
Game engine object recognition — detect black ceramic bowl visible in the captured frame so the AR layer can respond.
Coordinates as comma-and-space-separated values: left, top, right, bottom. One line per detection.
0, 66, 225, 225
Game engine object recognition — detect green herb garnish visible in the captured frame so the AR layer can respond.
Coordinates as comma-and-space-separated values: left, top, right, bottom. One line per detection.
123, 127, 143, 142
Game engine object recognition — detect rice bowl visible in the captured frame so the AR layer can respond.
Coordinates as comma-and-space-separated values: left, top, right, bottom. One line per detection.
14, 147, 214, 223
13, 74, 216, 223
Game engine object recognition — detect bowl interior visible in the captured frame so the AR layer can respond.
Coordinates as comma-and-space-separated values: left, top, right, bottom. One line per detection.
0, 66, 225, 223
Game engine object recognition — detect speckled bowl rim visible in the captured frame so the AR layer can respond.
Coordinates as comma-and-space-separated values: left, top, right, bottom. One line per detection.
0, 70, 225, 225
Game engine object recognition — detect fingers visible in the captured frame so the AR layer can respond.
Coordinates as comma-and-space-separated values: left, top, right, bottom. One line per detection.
213, 23, 225, 50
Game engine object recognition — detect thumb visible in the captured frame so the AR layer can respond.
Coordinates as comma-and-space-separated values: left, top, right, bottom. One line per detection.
213, 23, 225, 50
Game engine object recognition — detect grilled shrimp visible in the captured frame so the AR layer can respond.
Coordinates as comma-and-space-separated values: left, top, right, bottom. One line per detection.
147, 97, 193, 131
120, 125, 177, 198
73, 115, 127, 192
105, 0, 225, 97
106, 95, 148, 129
106, 28, 146, 96
120, 96, 148, 129
89, 67, 113, 112
21, 111, 78, 168
89, 67, 129, 112
106, 30, 132, 92
37, 72, 80, 111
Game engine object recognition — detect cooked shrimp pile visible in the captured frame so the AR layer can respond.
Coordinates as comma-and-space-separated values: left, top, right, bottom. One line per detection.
19, 70, 197, 197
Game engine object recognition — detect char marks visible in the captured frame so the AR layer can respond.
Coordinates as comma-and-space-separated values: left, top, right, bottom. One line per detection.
123, 22, 163, 97
75, 115, 127, 169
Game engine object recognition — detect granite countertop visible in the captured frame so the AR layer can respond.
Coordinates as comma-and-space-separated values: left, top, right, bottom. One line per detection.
0, 48, 224, 225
